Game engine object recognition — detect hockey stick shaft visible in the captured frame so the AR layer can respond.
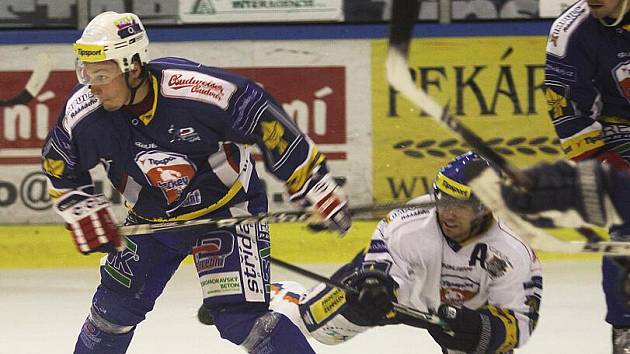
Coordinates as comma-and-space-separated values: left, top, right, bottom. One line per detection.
119, 200, 434, 236
270, 256, 447, 328
386, 7, 531, 188
0, 53, 51, 106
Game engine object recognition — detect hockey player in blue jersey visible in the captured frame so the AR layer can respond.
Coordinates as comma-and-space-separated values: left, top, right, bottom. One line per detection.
545, 0, 630, 350
41, 11, 351, 354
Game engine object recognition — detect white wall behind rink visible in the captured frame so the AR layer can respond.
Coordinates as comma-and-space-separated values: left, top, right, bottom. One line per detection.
0, 39, 372, 224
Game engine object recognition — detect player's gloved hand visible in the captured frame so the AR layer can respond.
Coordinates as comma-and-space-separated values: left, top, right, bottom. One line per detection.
596, 150, 630, 172
304, 172, 351, 236
53, 190, 124, 255
428, 304, 494, 353
344, 269, 398, 325
500, 160, 618, 227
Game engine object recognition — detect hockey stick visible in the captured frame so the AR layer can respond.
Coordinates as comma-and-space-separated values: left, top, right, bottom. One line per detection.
270, 256, 448, 329
119, 200, 435, 236
0, 53, 51, 106
385, 0, 626, 254
386, 0, 530, 187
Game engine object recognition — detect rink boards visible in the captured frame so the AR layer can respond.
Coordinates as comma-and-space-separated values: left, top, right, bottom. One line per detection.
0, 222, 601, 268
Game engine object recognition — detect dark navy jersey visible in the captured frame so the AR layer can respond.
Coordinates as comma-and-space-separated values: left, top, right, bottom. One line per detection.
545, 0, 630, 160
42, 57, 328, 222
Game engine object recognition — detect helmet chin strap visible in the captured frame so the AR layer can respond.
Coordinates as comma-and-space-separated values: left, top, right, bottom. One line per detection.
599, 0, 630, 27
124, 66, 148, 106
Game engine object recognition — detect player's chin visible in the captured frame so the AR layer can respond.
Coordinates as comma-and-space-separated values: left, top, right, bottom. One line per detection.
102, 101, 123, 111
587, 6, 608, 17
441, 224, 463, 239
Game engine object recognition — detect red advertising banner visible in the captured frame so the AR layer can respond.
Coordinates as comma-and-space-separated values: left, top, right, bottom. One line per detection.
0, 66, 346, 164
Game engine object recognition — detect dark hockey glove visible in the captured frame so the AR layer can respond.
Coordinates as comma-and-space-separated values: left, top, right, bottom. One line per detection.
428, 305, 495, 353
596, 150, 630, 172
343, 269, 398, 326
501, 160, 617, 227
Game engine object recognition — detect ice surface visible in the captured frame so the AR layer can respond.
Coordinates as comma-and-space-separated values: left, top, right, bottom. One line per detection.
0, 260, 609, 353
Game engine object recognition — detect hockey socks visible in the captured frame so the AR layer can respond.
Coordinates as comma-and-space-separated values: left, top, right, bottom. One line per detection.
212, 307, 315, 354
73, 316, 134, 354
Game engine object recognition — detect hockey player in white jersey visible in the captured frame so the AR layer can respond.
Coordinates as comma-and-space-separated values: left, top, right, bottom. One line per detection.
268, 152, 543, 353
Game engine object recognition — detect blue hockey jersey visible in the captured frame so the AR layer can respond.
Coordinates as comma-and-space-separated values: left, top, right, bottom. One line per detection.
545, 0, 630, 160
42, 57, 329, 222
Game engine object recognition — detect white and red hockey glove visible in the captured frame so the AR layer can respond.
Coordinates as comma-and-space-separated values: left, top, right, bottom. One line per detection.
303, 173, 351, 236
53, 190, 124, 255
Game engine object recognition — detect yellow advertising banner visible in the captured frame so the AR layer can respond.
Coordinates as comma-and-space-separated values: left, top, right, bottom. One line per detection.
372, 36, 560, 202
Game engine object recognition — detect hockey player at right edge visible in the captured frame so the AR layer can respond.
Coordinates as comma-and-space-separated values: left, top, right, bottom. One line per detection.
493, 159, 630, 231
269, 152, 543, 353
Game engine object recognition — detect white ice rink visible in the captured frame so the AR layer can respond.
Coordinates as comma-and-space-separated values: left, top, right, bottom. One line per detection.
1, 259, 611, 354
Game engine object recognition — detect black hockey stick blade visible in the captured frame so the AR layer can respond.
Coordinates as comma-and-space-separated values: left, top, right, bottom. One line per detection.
0, 53, 51, 106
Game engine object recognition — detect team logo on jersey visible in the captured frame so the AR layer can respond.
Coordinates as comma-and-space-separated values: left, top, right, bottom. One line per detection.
486, 255, 510, 278
486, 246, 513, 278
161, 69, 237, 110
169, 125, 200, 143
543, 82, 569, 120
193, 235, 235, 273
135, 150, 197, 204
440, 274, 479, 307
261, 121, 289, 155
613, 61, 630, 102
43, 158, 65, 178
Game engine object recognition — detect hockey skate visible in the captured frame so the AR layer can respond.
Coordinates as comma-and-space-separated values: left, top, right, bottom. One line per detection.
613, 327, 630, 354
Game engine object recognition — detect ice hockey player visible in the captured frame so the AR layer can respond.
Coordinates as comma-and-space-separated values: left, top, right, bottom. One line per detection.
265, 152, 543, 353
544, 0, 630, 347
40, 11, 350, 354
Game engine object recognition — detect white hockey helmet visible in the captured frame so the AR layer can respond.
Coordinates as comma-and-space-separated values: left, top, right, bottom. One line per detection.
73, 12, 149, 84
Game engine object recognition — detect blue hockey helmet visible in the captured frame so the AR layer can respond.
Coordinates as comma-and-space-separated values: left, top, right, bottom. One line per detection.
433, 151, 491, 212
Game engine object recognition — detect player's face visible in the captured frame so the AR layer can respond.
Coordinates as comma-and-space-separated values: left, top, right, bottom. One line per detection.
84, 61, 129, 111
436, 198, 479, 242
588, 0, 625, 18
